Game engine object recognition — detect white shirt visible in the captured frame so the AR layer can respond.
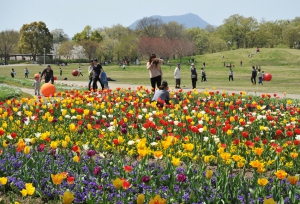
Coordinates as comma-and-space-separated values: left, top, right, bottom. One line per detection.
174, 67, 181, 79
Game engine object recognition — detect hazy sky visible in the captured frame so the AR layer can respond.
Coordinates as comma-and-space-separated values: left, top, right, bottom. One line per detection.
1, 0, 299, 38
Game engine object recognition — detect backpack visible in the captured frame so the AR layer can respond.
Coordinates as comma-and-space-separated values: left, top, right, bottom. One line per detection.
100, 71, 108, 85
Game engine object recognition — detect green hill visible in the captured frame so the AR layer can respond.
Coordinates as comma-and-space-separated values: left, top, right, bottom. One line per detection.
0, 48, 299, 94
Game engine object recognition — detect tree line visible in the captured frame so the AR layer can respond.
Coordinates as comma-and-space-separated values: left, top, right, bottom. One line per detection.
1, 14, 300, 65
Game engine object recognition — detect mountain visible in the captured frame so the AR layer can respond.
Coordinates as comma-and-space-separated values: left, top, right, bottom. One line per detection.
129, 13, 212, 30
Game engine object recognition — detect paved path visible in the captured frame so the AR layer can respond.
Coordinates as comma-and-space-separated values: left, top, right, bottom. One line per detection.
18, 80, 300, 100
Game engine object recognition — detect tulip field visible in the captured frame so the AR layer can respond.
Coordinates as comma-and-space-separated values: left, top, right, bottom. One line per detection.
0, 87, 300, 204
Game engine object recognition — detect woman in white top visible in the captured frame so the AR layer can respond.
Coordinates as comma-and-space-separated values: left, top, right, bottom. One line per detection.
146, 53, 163, 92
88, 60, 94, 90
174, 63, 181, 89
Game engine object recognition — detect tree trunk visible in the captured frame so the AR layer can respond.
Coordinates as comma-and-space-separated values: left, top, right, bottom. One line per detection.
4, 53, 9, 65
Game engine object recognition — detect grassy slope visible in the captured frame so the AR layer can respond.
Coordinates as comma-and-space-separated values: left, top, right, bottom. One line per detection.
0, 48, 299, 94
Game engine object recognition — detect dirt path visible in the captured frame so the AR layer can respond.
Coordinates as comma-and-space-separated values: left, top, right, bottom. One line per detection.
19, 80, 300, 100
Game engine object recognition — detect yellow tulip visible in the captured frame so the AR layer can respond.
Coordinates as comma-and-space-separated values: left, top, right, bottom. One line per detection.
24, 146, 31, 155
183, 143, 194, 151
51, 173, 64, 185
220, 152, 231, 161
73, 156, 80, 162
25, 183, 35, 195
264, 198, 276, 204
50, 141, 58, 149
149, 195, 167, 204
171, 157, 180, 166
20, 189, 27, 197
62, 141, 68, 148
257, 178, 269, 186
112, 178, 124, 189
137, 194, 145, 204
0, 177, 8, 185
205, 170, 213, 179
63, 191, 74, 204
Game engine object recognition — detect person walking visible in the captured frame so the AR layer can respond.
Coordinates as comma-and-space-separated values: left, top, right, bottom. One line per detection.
174, 63, 181, 89
190, 63, 198, 89
251, 66, 257, 85
59, 67, 62, 76
88, 60, 94, 90
240, 60, 243, 66
24, 67, 29, 78
201, 67, 206, 82
122, 62, 126, 70
146, 53, 163, 92
92, 59, 104, 90
229, 68, 233, 81
258, 69, 263, 85
78, 67, 83, 76
40, 64, 54, 84
203, 62, 206, 68
11, 69, 15, 78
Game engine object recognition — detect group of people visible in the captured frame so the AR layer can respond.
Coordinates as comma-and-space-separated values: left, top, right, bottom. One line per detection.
147, 54, 209, 106
87, 58, 109, 91
251, 65, 264, 85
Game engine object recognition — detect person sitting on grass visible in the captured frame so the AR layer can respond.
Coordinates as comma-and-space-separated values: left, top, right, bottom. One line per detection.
151, 80, 170, 107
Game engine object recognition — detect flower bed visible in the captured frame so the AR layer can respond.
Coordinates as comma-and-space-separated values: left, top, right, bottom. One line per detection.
0, 88, 299, 203
0, 84, 21, 101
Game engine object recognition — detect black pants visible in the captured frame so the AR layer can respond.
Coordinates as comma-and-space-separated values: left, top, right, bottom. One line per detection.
175, 78, 181, 88
93, 75, 104, 90
79, 72, 83, 76
45, 78, 54, 84
192, 78, 197, 89
229, 75, 233, 81
201, 75, 206, 82
251, 77, 256, 84
150, 75, 162, 91
88, 77, 94, 90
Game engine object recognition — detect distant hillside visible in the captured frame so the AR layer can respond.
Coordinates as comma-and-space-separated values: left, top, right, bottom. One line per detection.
129, 13, 212, 30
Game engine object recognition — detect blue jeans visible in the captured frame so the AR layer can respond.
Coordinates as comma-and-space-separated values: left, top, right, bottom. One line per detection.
93, 75, 104, 90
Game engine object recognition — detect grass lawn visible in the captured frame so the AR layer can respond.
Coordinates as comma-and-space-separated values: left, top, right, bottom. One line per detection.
0, 48, 299, 94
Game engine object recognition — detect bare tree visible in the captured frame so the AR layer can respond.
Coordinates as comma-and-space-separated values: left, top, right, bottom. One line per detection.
173, 39, 196, 62
136, 17, 163, 37
0, 30, 19, 64
59, 41, 74, 59
162, 22, 185, 39
79, 40, 99, 60
51, 43, 61, 59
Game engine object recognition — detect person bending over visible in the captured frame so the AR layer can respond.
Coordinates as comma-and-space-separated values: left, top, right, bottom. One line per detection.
40, 64, 54, 84
152, 81, 170, 107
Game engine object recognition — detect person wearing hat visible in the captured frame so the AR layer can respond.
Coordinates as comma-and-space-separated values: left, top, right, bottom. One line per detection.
174, 63, 181, 89
40, 64, 54, 84
152, 80, 170, 107
190, 63, 198, 89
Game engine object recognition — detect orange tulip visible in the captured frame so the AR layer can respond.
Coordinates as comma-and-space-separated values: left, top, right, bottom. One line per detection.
287, 175, 299, 185
274, 170, 287, 180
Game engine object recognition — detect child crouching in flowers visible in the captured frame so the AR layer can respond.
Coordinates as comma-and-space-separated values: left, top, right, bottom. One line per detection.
151, 80, 170, 107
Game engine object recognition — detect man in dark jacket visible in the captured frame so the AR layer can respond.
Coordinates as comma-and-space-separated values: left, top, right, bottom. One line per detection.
92, 59, 104, 90
251, 66, 257, 85
41, 64, 54, 84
